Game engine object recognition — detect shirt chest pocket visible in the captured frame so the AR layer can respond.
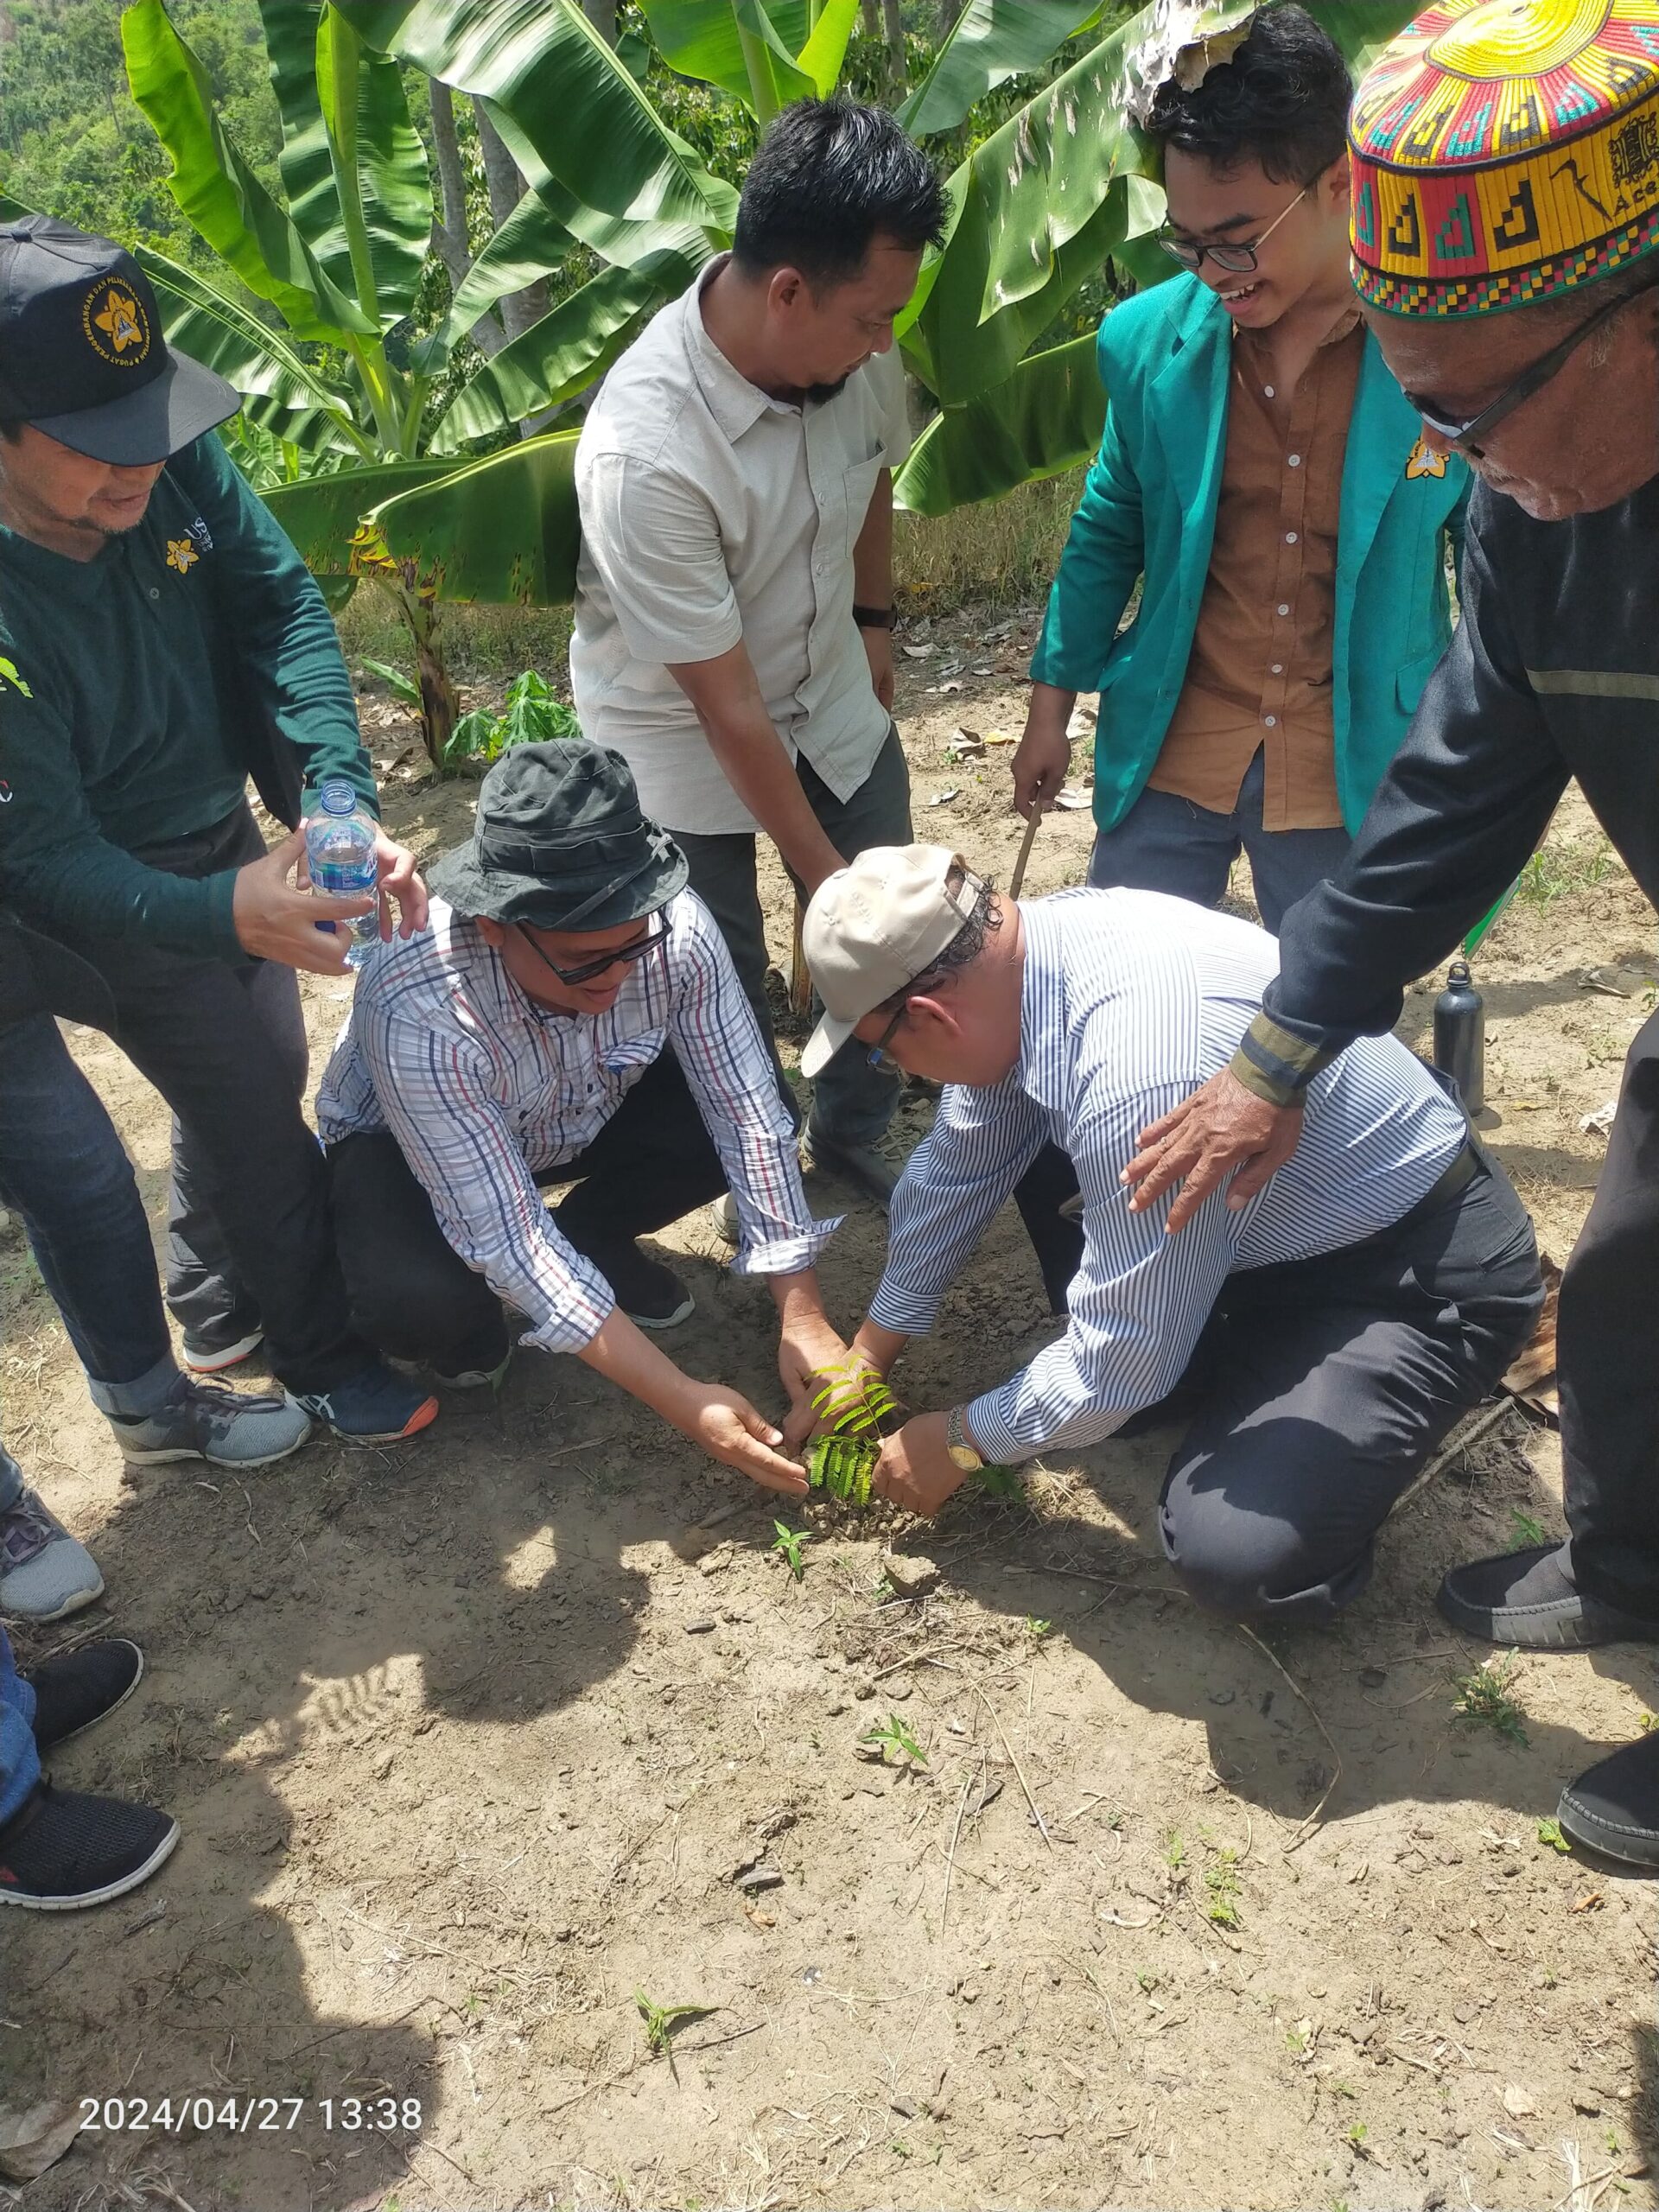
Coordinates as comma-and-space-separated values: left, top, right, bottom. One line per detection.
596, 1027, 667, 1103
839, 454, 886, 561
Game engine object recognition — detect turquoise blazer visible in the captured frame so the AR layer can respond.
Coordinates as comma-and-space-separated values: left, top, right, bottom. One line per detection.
1031, 273, 1470, 836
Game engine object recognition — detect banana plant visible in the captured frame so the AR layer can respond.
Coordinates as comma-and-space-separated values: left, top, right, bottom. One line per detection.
118, 0, 730, 761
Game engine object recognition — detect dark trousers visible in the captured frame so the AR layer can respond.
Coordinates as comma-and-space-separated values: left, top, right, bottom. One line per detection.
1022, 1142, 1543, 1624
65, 805, 367, 1395
1087, 748, 1352, 935
674, 722, 912, 1150
327, 1049, 727, 1372
1558, 1003, 1659, 1616
0, 1013, 173, 1390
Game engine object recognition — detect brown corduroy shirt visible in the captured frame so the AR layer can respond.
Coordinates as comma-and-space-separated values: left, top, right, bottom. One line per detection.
1148, 309, 1363, 830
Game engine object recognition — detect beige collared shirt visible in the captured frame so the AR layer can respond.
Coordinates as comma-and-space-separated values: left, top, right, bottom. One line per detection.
571, 256, 911, 837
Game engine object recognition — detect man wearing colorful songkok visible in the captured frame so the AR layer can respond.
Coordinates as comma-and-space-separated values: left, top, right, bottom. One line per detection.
1120, 0, 1659, 1866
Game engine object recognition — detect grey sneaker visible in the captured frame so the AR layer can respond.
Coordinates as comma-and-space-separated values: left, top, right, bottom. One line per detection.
0, 1490, 104, 1621
104, 1376, 312, 1469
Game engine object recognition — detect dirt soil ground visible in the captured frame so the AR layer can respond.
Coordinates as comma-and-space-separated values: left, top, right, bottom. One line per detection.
6, 601, 1659, 2212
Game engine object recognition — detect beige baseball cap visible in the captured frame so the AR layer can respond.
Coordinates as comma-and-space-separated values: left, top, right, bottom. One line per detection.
799, 845, 982, 1077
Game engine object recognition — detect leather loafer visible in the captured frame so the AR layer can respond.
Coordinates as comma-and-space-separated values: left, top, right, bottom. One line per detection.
1559, 1734, 1659, 1867
1437, 1542, 1659, 1650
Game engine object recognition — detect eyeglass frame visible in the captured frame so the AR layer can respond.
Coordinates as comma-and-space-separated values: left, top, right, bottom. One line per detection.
865, 999, 911, 1073
1157, 182, 1310, 275
1402, 281, 1643, 455
514, 910, 668, 988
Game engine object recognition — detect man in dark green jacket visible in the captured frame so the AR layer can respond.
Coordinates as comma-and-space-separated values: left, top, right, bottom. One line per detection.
0, 213, 435, 1443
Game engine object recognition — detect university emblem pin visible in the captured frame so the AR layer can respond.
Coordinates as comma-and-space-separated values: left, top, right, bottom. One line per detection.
1405, 435, 1447, 480
165, 537, 200, 575
84, 280, 150, 366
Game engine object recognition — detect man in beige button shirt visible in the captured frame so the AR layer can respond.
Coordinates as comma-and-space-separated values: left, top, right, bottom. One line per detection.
573, 98, 945, 1207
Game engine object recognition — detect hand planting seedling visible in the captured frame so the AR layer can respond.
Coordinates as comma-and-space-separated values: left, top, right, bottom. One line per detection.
771, 1522, 811, 1581
861, 1713, 928, 1768
804, 1362, 1022, 1507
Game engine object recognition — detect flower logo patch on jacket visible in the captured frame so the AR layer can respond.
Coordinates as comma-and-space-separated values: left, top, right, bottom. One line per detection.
1405, 435, 1448, 480
165, 537, 200, 575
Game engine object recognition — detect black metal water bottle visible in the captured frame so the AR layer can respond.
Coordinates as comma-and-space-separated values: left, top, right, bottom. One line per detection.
1433, 958, 1484, 1113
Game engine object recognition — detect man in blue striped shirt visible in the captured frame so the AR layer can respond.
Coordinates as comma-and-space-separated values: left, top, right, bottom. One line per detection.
318, 743, 849, 1497
798, 847, 1542, 1621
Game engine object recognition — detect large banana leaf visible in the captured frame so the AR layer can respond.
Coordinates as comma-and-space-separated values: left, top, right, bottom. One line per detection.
263, 456, 460, 573
429, 256, 693, 453
640, 0, 859, 112
897, 0, 1103, 139
894, 331, 1104, 514
121, 0, 372, 340
365, 433, 584, 605
260, 2, 353, 296
486, 104, 732, 274
350, 0, 735, 240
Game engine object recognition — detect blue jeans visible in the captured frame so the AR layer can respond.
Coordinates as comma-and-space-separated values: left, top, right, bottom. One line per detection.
0, 1014, 177, 1409
0, 1622, 39, 1829
1087, 748, 1351, 935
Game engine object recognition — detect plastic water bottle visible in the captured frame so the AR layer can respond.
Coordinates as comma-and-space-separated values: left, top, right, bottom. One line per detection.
306, 779, 379, 968
1433, 957, 1485, 1113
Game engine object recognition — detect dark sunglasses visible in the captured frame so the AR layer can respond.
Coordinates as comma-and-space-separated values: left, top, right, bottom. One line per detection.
516, 913, 666, 988
1405, 283, 1638, 454
1158, 185, 1309, 275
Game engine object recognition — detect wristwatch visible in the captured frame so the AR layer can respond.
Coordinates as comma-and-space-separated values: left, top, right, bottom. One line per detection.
945, 1404, 984, 1473
853, 602, 895, 630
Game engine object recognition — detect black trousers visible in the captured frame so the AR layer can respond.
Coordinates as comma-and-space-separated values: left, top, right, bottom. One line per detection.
327, 1049, 727, 1372
1558, 1002, 1659, 1616
64, 805, 367, 1394
1021, 1141, 1544, 1624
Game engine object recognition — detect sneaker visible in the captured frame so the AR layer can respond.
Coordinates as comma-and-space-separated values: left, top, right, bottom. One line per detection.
0, 1491, 104, 1622
436, 1349, 513, 1390
105, 1376, 312, 1469
1436, 1541, 1659, 1650
180, 1326, 265, 1375
709, 1192, 741, 1244
26, 1638, 144, 1752
289, 1360, 440, 1442
804, 1127, 901, 1210
0, 1781, 179, 1911
1557, 1733, 1659, 1867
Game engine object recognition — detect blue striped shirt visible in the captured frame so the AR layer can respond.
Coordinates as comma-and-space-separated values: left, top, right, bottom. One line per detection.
317, 892, 836, 1356
869, 890, 1466, 1462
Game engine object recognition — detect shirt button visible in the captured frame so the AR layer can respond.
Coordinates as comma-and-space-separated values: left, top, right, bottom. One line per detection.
1277, 602, 1291, 616
1271, 662, 1284, 674
1263, 714, 1277, 728
1287, 454, 1301, 467
1263, 384, 1275, 397
1285, 531, 1298, 543
149, 586, 160, 600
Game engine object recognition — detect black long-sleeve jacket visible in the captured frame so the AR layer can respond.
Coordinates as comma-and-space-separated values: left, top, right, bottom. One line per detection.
1234, 472, 1659, 1104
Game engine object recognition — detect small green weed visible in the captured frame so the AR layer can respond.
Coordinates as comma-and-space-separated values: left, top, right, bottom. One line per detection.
1347, 2120, 1370, 2155
1164, 1830, 1186, 1871
1136, 1971, 1160, 1993
861, 1713, 928, 1767
1640, 1711, 1659, 1734
1025, 1615, 1053, 1639
771, 1522, 811, 1582
1452, 1651, 1529, 1745
1536, 1817, 1573, 1854
1509, 1509, 1548, 1549
633, 1987, 717, 2061
1204, 1847, 1243, 1929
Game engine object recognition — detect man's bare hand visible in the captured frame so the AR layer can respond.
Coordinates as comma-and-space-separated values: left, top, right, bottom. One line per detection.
1011, 702, 1073, 822
872, 1411, 967, 1519
778, 1315, 856, 1452
1120, 1067, 1305, 1232
682, 1383, 808, 1497
374, 830, 428, 940
861, 626, 895, 714
234, 827, 367, 976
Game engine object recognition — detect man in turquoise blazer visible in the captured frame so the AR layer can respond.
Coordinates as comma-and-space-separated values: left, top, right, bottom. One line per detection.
1013, 6, 1468, 931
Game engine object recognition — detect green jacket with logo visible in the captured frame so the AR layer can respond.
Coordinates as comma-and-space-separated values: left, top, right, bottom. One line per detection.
1030, 273, 1470, 836
0, 432, 375, 960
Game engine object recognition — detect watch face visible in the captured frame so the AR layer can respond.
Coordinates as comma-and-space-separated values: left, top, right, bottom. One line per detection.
947, 1444, 981, 1472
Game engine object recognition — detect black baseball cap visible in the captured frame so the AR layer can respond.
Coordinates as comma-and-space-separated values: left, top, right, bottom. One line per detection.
0, 214, 239, 465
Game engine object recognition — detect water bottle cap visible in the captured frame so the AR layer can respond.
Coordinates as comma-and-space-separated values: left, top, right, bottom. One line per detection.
1447, 959, 1472, 983
317, 779, 358, 817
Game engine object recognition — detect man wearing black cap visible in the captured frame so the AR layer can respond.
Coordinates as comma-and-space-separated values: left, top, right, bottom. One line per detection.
0, 213, 435, 1444
317, 742, 848, 1492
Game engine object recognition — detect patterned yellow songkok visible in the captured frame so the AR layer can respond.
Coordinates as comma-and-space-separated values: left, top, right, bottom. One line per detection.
1350, 0, 1659, 315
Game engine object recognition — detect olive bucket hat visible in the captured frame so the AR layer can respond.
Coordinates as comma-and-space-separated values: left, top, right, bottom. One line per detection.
427, 741, 688, 932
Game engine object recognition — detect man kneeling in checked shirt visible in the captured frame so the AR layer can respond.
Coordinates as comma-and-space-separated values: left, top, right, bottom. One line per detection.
795, 848, 1544, 1620
317, 742, 849, 1497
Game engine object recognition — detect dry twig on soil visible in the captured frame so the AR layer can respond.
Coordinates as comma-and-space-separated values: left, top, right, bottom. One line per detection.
1236, 1624, 1344, 1850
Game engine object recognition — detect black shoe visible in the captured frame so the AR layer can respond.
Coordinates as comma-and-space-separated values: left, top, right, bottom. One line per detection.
0, 1781, 180, 1910
1558, 1734, 1659, 1868
804, 1127, 901, 1210
1436, 1542, 1659, 1649
26, 1638, 144, 1752
568, 1234, 693, 1330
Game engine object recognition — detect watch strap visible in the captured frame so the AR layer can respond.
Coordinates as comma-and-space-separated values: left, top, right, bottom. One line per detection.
853, 603, 895, 630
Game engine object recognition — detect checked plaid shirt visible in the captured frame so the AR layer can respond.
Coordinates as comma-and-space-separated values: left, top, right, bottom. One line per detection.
317, 891, 836, 1354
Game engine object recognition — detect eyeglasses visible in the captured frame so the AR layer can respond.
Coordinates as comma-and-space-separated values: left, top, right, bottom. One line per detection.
516, 914, 666, 988
1402, 283, 1640, 455
1158, 184, 1309, 274
866, 1001, 909, 1073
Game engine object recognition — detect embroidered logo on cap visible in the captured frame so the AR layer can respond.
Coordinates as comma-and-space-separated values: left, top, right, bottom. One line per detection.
83, 281, 150, 366
1405, 435, 1449, 479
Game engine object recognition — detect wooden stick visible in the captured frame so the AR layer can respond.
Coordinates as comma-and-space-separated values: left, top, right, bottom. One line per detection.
941, 1756, 982, 1931
974, 1686, 1052, 1849
1236, 1624, 1344, 1851
1008, 806, 1043, 899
